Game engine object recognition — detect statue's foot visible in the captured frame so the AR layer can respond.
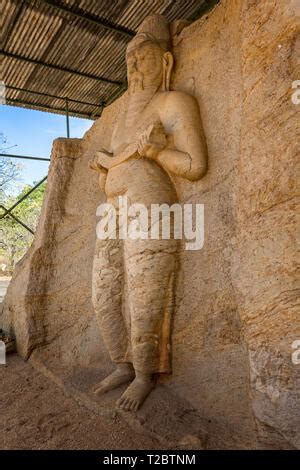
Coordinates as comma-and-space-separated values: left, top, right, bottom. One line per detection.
93, 364, 135, 396
116, 374, 154, 412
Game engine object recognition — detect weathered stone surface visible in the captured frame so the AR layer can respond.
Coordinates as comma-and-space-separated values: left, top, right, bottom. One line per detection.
233, 0, 299, 449
30, 352, 208, 449
0, 0, 298, 448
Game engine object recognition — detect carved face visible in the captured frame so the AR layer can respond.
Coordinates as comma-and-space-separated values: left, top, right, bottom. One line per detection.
126, 41, 164, 93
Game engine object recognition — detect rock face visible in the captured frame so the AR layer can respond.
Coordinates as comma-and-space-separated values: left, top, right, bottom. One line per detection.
1, 0, 298, 449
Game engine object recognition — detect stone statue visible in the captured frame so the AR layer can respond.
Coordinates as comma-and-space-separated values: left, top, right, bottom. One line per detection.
90, 14, 207, 411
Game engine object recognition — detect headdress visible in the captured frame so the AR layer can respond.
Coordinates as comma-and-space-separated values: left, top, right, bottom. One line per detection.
126, 14, 171, 54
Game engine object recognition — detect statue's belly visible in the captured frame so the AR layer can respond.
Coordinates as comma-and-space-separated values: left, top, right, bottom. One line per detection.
105, 158, 177, 205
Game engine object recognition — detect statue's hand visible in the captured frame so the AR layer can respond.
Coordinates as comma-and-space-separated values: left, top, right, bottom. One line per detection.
89, 155, 100, 171
89, 154, 106, 172
137, 122, 167, 159
89, 149, 112, 171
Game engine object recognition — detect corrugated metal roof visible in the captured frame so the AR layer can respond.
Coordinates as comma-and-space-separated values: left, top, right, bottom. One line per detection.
1, 0, 219, 120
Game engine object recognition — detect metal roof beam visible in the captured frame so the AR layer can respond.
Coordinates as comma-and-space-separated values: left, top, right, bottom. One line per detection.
0, 153, 50, 162
0, 176, 48, 220
0, 50, 123, 87
0, 204, 35, 235
6, 85, 104, 109
37, 0, 135, 38
5, 85, 127, 119
6, 97, 99, 120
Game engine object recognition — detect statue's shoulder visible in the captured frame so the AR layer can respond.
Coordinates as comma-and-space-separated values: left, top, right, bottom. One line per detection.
167, 89, 196, 99
156, 90, 196, 103
158, 91, 199, 120
166, 90, 198, 107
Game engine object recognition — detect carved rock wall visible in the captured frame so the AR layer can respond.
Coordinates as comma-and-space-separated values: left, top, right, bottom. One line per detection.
1, 0, 298, 449
233, 0, 299, 448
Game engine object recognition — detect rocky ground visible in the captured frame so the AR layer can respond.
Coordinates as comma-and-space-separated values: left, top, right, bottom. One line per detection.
0, 354, 164, 450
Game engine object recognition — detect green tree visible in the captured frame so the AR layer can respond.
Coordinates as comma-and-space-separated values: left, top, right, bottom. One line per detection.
0, 132, 22, 204
0, 181, 46, 272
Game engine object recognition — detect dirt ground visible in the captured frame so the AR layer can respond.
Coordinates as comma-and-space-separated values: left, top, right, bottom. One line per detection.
0, 354, 163, 450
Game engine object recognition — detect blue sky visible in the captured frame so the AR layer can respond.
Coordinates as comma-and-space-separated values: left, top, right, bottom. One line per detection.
0, 104, 93, 194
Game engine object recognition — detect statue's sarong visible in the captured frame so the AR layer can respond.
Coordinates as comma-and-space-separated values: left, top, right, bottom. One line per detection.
92, 234, 177, 374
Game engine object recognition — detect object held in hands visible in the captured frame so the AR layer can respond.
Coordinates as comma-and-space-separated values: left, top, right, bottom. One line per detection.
92, 122, 167, 171
137, 121, 167, 159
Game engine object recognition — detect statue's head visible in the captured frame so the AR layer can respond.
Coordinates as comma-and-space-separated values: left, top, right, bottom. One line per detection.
126, 15, 174, 94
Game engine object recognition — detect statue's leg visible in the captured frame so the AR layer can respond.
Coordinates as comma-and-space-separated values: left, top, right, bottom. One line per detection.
92, 238, 134, 395
117, 238, 177, 410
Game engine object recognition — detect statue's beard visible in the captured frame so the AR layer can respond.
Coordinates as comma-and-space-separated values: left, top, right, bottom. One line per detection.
126, 71, 160, 128
128, 70, 145, 94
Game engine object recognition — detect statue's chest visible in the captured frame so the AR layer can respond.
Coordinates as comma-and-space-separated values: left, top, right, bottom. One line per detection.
111, 105, 159, 154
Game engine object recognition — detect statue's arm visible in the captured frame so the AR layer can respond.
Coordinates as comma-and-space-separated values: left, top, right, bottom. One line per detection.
157, 92, 208, 181
89, 151, 108, 191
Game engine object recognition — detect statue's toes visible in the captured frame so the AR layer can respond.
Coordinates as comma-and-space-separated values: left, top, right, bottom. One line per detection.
132, 400, 139, 412
127, 399, 136, 411
124, 398, 133, 411
116, 396, 128, 410
93, 385, 104, 395
116, 397, 123, 408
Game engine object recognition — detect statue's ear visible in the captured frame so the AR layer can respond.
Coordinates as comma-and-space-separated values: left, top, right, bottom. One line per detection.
162, 52, 174, 91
